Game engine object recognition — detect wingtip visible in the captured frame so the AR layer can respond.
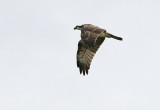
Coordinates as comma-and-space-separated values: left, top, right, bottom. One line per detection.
82, 70, 89, 76
86, 70, 88, 75
79, 68, 82, 74
79, 68, 89, 76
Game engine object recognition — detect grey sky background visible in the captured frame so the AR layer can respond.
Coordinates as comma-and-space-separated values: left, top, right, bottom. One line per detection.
0, 0, 160, 110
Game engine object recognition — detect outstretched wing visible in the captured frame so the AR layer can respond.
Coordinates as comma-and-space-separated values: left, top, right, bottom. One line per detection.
81, 25, 106, 47
77, 37, 105, 75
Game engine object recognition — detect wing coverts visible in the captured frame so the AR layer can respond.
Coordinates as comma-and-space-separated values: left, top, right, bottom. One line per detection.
77, 37, 105, 75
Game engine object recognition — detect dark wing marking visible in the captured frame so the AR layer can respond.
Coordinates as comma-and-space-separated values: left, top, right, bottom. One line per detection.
81, 25, 105, 47
77, 37, 105, 75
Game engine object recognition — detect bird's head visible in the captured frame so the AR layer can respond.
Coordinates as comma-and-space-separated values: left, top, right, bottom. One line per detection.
74, 25, 84, 30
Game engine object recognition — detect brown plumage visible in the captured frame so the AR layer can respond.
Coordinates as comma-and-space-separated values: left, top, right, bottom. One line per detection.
74, 24, 122, 75
81, 25, 106, 47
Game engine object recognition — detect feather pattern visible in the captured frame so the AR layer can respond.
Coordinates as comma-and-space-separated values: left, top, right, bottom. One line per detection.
81, 24, 106, 47
77, 37, 105, 75
75, 24, 123, 75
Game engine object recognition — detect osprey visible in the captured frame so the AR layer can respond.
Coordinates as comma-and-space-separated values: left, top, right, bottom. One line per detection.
74, 24, 122, 75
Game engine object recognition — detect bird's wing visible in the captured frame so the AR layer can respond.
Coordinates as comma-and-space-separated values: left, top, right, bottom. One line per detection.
77, 37, 105, 75
81, 26, 105, 47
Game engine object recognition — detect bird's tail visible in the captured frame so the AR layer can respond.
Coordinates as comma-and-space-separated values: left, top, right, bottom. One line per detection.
106, 33, 123, 41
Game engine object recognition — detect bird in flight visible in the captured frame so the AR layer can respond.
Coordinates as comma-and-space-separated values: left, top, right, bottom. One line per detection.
74, 24, 122, 75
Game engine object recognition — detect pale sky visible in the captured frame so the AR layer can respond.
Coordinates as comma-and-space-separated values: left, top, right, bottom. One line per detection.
0, 0, 160, 110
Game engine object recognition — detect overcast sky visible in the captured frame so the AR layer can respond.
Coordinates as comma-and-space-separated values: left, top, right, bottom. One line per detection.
0, 0, 160, 110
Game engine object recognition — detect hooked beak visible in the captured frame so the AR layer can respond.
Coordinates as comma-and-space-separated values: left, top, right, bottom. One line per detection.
74, 25, 83, 30
74, 26, 77, 30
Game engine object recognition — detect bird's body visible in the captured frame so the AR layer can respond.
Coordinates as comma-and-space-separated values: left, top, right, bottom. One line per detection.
74, 24, 122, 75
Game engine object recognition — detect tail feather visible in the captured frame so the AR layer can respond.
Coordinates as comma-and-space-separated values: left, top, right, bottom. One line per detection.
107, 33, 123, 41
